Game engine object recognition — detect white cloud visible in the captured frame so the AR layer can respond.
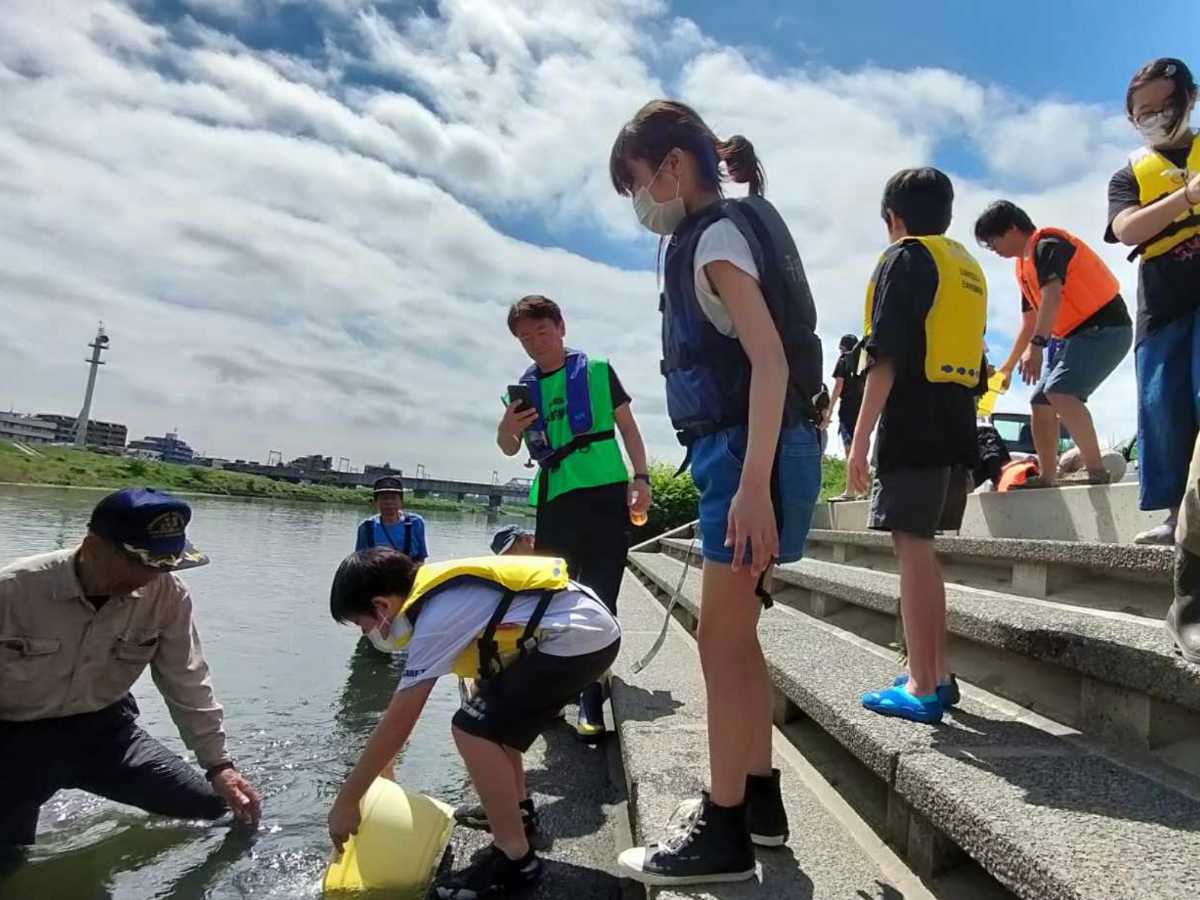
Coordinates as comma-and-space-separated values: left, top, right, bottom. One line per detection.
0, 0, 1146, 480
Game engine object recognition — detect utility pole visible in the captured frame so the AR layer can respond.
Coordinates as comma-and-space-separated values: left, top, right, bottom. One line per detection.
75, 324, 109, 448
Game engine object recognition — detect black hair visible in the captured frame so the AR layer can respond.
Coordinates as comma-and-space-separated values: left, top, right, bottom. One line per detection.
508, 295, 563, 335
974, 200, 1036, 245
880, 167, 954, 236
1126, 58, 1196, 115
839, 334, 858, 352
609, 99, 765, 197
329, 548, 419, 624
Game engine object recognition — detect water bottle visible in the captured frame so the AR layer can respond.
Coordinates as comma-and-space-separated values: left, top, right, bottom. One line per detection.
629, 488, 648, 527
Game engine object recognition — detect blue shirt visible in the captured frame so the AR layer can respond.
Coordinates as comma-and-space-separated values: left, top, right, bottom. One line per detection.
355, 514, 428, 561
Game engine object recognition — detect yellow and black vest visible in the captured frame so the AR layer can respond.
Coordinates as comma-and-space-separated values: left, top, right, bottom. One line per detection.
392, 555, 571, 679
1129, 133, 1200, 261
864, 236, 987, 387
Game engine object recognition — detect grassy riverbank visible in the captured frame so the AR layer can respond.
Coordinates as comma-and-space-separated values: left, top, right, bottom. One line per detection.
0, 443, 531, 514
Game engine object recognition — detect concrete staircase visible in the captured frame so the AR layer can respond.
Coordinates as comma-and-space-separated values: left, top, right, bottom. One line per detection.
614, 502, 1200, 900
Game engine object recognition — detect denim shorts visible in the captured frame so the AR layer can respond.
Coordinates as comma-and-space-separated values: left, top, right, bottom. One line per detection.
1031, 323, 1132, 405
690, 422, 821, 565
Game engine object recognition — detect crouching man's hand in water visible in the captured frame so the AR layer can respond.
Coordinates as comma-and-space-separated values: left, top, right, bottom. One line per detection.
211, 767, 263, 828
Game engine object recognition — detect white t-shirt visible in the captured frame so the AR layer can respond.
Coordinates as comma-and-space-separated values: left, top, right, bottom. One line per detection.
397, 581, 621, 690
692, 219, 761, 339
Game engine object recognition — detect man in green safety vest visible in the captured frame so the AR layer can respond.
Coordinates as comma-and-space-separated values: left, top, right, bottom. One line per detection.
497, 295, 652, 739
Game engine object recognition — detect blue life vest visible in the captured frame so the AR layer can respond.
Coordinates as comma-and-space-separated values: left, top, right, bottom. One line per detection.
519, 349, 596, 465
662, 196, 823, 446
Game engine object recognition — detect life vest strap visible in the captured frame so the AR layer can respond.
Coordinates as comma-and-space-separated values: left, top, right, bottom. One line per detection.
534, 428, 618, 506
477, 589, 518, 680
518, 589, 557, 656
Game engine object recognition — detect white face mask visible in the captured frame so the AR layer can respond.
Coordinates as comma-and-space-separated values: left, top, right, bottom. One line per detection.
633, 157, 686, 235
1137, 100, 1194, 148
365, 610, 412, 654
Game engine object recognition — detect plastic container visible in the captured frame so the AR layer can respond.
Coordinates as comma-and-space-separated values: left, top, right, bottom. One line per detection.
976, 372, 1009, 418
323, 778, 454, 894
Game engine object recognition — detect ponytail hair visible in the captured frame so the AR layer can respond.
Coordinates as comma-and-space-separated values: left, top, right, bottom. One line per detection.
609, 100, 766, 197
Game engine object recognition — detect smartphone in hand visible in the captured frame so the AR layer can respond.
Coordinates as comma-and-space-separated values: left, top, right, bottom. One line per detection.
507, 384, 535, 414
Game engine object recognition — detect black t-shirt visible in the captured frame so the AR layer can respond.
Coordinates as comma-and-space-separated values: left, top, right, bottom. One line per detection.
1105, 144, 1200, 343
831, 351, 864, 426
865, 241, 982, 472
1018, 236, 1131, 334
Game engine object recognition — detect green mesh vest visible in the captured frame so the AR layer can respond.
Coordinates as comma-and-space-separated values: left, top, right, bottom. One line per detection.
529, 357, 628, 506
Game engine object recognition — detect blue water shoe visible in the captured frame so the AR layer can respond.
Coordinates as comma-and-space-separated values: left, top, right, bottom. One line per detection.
893, 673, 960, 707
862, 684, 943, 724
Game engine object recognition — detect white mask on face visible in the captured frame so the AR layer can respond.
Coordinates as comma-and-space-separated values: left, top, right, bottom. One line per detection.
633, 157, 686, 236
1137, 100, 1195, 147
365, 610, 412, 654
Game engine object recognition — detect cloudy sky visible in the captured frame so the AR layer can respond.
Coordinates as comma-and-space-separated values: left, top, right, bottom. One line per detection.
0, 1, 1192, 480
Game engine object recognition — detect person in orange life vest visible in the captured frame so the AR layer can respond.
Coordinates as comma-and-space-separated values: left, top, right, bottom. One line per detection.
1107, 58, 1200, 545
975, 200, 1132, 489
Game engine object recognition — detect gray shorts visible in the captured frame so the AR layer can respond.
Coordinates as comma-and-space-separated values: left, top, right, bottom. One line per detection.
1031, 323, 1132, 405
869, 466, 969, 539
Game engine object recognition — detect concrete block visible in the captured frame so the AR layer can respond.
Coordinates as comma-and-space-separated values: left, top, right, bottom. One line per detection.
1081, 677, 1151, 749
906, 808, 967, 880
1011, 561, 1049, 598
831, 543, 849, 564
811, 591, 847, 618
957, 481, 1160, 544
830, 499, 870, 532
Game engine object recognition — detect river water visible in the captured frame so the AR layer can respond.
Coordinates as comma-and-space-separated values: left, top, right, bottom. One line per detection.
0, 485, 530, 899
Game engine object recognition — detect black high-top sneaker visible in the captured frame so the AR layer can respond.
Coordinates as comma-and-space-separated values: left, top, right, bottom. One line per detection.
435, 845, 542, 899
746, 768, 788, 846
617, 792, 757, 886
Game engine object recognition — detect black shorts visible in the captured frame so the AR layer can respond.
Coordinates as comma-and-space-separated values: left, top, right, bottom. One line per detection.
535, 483, 629, 614
0, 695, 226, 848
869, 465, 969, 539
452, 641, 620, 751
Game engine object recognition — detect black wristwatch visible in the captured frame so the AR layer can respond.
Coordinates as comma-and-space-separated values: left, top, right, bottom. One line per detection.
205, 761, 236, 782
1030, 335, 1049, 348
632, 473, 651, 485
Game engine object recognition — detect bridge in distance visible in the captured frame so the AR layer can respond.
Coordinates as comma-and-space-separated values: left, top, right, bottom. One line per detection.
222, 462, 530, 508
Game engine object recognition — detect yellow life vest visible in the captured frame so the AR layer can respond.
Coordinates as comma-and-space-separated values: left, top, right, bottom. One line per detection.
1130, 133, 1200, 261
394, 555, 571, 679
863, 235, 987, 388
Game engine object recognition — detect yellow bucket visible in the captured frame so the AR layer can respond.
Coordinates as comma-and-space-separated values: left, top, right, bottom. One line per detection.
323, 778, 455, 894
976, 372, 1008, 418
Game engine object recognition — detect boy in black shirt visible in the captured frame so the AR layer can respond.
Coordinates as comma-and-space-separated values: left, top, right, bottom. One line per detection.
848, 168, 986, 724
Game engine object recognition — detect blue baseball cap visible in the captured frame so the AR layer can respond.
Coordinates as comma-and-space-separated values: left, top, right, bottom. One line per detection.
490, 524, 531, 555
88, 488, 209, 571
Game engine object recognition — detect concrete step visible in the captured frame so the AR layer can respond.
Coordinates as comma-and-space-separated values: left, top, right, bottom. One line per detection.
625, 552, 1200, 900
611, 573, 952, 899
819, 481, 1161, 544
653, 540, 1200, 768
803, 529, 1172, 620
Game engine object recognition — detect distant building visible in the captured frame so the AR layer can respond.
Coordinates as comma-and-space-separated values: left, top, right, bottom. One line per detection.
35, 414, 127, 450
128, 431, 194, 464
364, 463, 402, 478
0, 412, 58, 445
289, 454, 332, 472
505, 476, 533, 489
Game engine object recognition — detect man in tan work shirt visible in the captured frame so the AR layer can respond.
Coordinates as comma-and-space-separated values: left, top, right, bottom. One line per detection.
0, 488, 261, 854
